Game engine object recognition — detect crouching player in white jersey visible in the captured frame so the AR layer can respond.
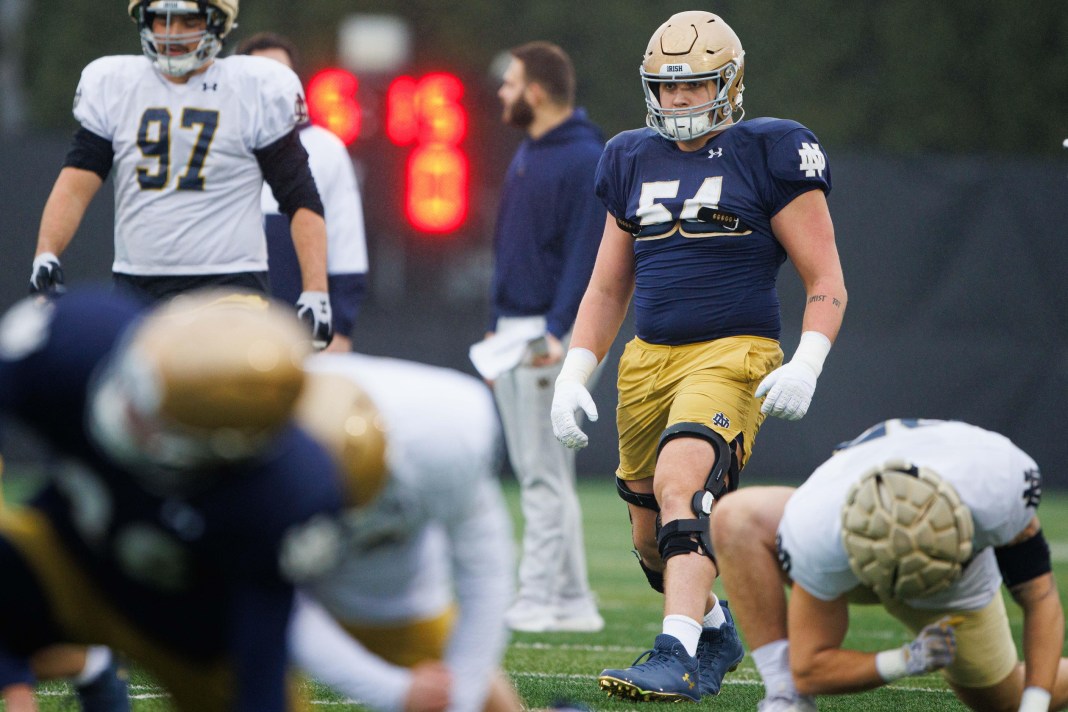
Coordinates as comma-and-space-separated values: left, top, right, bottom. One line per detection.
29, 0, 333, 348
287, 353, 524, 712
711, 419, 1068, 712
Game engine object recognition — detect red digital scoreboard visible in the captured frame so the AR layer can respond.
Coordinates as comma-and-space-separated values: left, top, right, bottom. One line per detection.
305, 67, 469, 236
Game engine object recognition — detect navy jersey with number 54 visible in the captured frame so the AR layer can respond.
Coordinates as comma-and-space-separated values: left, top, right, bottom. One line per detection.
595, 118, 831, 345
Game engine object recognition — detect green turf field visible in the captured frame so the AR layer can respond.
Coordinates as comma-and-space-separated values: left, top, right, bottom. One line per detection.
10, 474, 1068, 711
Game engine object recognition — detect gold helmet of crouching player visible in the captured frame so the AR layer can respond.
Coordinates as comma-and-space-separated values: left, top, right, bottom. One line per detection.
641, 10, 745, 142
89, 290, 310, 485
841, 461, 974, 600
129, 0, 239, 77
294, 371, 390, 511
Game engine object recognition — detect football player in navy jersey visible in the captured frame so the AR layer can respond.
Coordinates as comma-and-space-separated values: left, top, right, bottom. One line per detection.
0, 289, 344, 712
550, 10, 848, 702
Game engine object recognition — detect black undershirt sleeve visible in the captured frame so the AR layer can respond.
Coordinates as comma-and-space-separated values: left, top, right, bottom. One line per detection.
254, 129, 324, 219
995, 529, 1052, 589
63, 127, 114, 181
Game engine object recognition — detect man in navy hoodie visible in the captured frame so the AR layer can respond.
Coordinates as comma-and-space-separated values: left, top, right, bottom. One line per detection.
487, 41, 605, 633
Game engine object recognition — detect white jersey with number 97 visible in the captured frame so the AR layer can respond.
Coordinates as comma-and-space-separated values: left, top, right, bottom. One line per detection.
73, 54, 306, 276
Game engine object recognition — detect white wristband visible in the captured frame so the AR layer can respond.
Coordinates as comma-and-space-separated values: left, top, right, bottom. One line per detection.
874, 647, 909, 682
1019, 686, 1052, 712
791, 331, 832, 377
557, 347, 598, 386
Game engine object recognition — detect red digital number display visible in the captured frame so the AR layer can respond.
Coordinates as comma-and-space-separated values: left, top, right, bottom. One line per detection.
307, 68, 469, 235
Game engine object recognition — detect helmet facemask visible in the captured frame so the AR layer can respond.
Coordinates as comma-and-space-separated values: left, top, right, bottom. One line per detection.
134, 1, 229, 78
642, 63, 743, 142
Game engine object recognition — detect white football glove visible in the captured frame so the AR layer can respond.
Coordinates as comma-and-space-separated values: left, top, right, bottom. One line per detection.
296, 291, 333, 350
755, 331, 831, 421
552, 380, 598, 449
876, 615, 961, 681
551, 348, 599, 450
30, 252, 65, 295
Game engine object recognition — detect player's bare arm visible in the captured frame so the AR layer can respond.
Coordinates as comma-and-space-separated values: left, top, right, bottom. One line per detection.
998, 516, 1063, 702
787, 587, 885, 695
35, 167, 103, 258
771, 188, 847, 342
290, 207, 329, 292
568, 214, 635, 361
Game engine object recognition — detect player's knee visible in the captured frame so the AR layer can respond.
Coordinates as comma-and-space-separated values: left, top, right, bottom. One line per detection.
710, 491, 758, 545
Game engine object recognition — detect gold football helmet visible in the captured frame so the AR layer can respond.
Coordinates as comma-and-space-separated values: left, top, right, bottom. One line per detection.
128, 0, 239, 77
89, 290, 309, 479
295, 371, 389, 511
641, 11, 744, 141
841, 462, 974, 600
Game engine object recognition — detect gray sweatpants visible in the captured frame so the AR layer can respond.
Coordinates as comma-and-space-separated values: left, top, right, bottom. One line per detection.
493, 352, 599, 607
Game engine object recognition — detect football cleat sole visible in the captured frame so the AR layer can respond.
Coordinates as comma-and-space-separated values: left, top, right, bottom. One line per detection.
598, 676, 699, 703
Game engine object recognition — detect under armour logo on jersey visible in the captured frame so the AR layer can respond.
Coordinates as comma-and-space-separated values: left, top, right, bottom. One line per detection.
712, 412, 731, 429
294, 94, 309, 123
202, 82, 218, 91
1023, 467, 1042, 508
708, 147, 723, 158
798, 142, 826, 177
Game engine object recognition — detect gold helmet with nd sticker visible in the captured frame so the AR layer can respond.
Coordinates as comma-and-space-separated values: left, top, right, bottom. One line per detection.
641, 11, 744, 141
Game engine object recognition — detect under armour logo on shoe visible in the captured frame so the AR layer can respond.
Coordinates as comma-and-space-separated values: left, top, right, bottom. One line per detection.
682, 672, 695, 690
202, 82, 218, 91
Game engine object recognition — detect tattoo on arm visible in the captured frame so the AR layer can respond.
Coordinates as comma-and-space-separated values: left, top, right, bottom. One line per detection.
807, 294, 842, 308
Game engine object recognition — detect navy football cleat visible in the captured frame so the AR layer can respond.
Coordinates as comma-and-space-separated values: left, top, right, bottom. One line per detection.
695, 601, 745, 696
598, 634, 701, 702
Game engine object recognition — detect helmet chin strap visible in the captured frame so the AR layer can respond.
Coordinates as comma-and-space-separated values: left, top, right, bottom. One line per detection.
664, 113, 712, 141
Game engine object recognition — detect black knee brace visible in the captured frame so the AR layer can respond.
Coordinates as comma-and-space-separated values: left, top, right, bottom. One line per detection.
632, 551, 665, 593
616, 476, 659, 511
654, 424, 742, 565
657, 423, 741, 503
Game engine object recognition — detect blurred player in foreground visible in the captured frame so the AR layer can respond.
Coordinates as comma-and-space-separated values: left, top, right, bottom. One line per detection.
238, 32, 370, 353
29, 0, 333, 348
551, 9, 846, 702
712, 419, 1068, 712
287, 352, 522, 712
0, 289, 344, 711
